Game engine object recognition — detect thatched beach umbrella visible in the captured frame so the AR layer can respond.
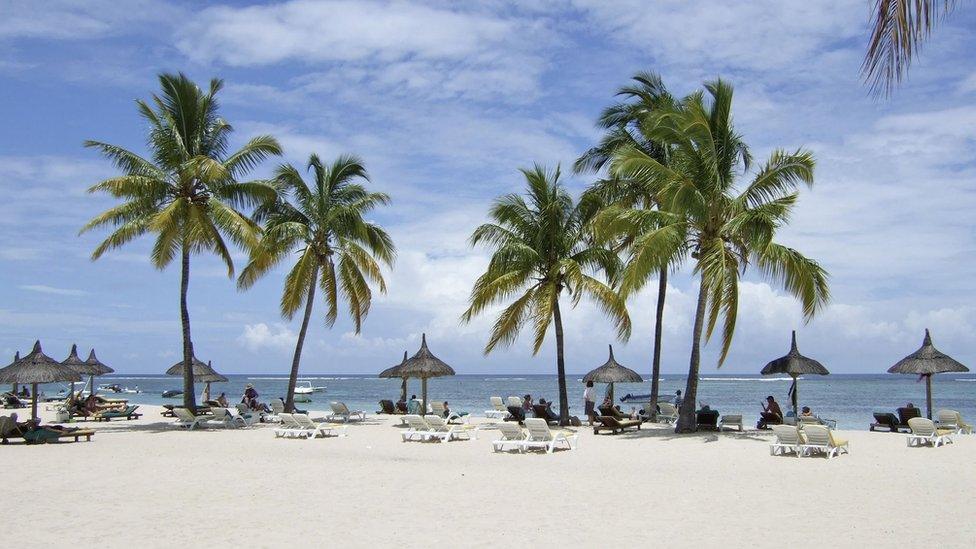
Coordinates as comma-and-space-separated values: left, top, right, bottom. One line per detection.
582, 345, 643, 403
0, 341, 82, 421
379, 351, 409, 403
887, 329, 968, 419
166, 358, 227, 402
61, 344, 88, 400
82, 349, 114, 395
398, 334, 455, 415
760, 331, 829, 417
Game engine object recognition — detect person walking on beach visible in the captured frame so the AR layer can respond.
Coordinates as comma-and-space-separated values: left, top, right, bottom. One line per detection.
583, 381, 596, 425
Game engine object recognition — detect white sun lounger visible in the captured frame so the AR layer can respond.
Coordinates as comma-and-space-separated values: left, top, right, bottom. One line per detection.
936, 409, 973, 435
485, 396, 509, 420
769, 425, 803, 456
907, 417, 955, 447
719, 414, 743, 431
327, 401, 366, 423
274, 413, 312, 439
293, 413, 346, 438
656, 402, 679, 424
506, 396, 523, 408
430, 401, 469, 424
208, 407, 248, 428
800, 424, 850, 459
401, 414, 436, 442
425, 415, 476, 441
173, 407, 210, 430
492, 422, 527, 452
522, 418, 578, 453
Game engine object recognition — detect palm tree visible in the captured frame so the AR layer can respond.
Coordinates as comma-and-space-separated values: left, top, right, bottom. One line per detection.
238, 154, 395, 412
576, 71, 677, 409
609, 79, 830, 432
863, 0, 957, 97
81, 73, 282, 411
462, 165, 631, 426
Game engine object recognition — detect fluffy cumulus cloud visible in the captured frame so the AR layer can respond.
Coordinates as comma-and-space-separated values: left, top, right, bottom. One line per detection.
1, 1, 974, 374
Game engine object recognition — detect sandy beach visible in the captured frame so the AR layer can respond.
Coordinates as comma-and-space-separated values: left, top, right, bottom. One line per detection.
5, 404, 974, 548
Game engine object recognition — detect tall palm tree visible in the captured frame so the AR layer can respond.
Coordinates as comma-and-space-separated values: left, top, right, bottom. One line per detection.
238, 154, 395, 412
81, 73, 281, 411
863, 0, 957, 97
462, 165, 631, 425
609, 79, 830, 432
576, 71, 677, 409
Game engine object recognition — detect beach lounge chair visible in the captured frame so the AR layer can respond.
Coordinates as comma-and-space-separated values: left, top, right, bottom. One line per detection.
593, 415, 641, 435
697, 409, 720, 431
936, 409, 973, 435
395, 401, 409, 414
492, 422, 527, 452
769, 425, 803, 456
273, 413, 309, 439
377, 400, 398, 415
425, 415, 476, 441
598, 404, 631, 421
719, 414, 743, 431
266, 399, 285, 423
505, 406, 526, 424
204, 408, 246, 428
173, 407, 212, 430
800, 424, 850, 459
522, 418, 578, 453
406, 400, 424, 415
656, 402, 678, 424
507, 396, 523, 408
293, 413, 346, 438
897, 406, 921, 427
430, 401, 469, 424
907, 417, 955, 447
485, 397, 509, 419
401, 414, 437, 442
327, 402, 366, 423
93, 405, 142, 422
22, 426, 95, 444
869, 412, 908, 433
798, 414, 838, 430
533, 404, 560, 425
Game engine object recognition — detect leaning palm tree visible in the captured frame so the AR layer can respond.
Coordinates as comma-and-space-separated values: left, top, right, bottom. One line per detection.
81, 73, 281, 411
576, 70, 677, 409
238, 154, 395, 412
863, 0, 957, 97
462, 165, 631, 426
610, 79, 830, 432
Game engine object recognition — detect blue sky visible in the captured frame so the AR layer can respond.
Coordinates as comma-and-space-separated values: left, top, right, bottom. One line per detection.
1, 0, 974, 375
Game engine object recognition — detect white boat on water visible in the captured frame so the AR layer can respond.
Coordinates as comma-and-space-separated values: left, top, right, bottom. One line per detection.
293, 380, 326, 402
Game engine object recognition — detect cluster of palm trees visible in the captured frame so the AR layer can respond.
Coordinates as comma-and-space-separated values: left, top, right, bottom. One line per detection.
463, 73, 831, 431
82, 73, 395, 413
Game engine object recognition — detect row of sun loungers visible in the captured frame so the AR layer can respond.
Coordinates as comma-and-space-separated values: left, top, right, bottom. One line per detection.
401, 414, 477, 442
173, 407, 255, 429
770, 424, 851, 459
492, 419, 579, 453
274, 413, 347, 439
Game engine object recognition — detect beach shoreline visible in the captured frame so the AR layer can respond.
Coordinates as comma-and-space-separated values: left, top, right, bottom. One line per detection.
6, 404, 975, 548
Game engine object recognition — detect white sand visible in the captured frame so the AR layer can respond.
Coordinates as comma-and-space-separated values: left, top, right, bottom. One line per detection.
6, 404, 975, 548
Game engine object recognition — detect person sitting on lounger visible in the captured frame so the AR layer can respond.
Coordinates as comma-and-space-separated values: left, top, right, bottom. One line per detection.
216, 393, 229, 407
242, 384, 260, 410
757, 395, 783, 429
800, 406, 814, 417
19, 386, 29, 398
522, 395, 533, 412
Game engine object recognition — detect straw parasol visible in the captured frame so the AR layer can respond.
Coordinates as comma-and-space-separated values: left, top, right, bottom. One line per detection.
82, 349, 114, 395
379, 351, 409, 403
398, 334, 455, 415
760, 331, 829, 417
887, 329, 968, 419
0, 341, 82, 421
582, 345, 643, 403
165, 358, 227, 402
61, 344, 89, 400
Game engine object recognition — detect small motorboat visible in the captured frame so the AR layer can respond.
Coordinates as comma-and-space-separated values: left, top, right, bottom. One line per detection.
162, 389, 183, 398
293, 380, 326, 402
99, 384, 141, 394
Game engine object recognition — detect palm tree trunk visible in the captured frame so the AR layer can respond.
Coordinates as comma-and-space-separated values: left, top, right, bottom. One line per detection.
650, 267, 667, 408
179, 246, 197, 412
676, 275, 708, 433
552, 296, 570, 427
285, 265, 318, 413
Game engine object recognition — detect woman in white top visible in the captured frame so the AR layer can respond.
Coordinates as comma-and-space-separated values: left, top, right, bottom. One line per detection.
583, 381, 596, 425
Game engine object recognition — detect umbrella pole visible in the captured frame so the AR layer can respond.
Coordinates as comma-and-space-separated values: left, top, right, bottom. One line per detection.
925, 374, 933, 420
608, 382, 614, 404
421, 378, 428, 417
793, 375, 799, 418
89, 375, 96, 396
31, 382, 38, 423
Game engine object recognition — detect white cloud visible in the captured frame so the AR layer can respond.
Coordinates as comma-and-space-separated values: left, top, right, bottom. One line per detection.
19, 285, 88, 297
237, 323, 299, 353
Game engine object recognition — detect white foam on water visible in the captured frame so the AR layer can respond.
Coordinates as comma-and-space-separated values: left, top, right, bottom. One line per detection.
701, 377, 795, 382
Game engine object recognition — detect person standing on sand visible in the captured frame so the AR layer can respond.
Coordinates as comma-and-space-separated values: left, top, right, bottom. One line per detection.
583, 381, 596, 425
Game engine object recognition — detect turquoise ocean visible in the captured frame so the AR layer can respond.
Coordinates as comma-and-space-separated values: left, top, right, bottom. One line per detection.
23, 373, 976, 430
